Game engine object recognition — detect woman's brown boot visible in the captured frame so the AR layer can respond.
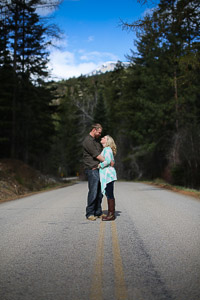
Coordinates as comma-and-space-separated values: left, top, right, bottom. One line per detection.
102, 199, 115, 221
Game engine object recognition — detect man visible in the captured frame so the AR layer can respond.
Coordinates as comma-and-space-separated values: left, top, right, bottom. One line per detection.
83, 123, 105, 220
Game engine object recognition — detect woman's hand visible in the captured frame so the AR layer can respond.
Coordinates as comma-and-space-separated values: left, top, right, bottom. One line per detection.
96, 154, 105, 162
110, 160, 115, 167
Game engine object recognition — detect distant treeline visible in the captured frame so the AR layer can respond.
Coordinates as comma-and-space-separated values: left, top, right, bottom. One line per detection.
0, 0, 200, 188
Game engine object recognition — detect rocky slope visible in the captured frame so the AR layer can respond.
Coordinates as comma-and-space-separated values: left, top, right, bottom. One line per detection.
0, 159, 59, 202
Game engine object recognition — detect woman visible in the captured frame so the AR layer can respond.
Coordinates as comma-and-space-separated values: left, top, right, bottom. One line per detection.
98, 135, 117, 221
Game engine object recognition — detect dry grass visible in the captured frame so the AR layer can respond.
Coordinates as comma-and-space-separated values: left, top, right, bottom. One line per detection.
141, 178, 200, 200
0, 159, 76, 203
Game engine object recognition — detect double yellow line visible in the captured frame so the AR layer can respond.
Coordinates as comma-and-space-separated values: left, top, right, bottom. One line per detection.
90, 198, 128, 300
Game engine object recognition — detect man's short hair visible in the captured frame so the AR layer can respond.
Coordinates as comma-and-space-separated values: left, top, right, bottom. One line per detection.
91, 123, 103, 131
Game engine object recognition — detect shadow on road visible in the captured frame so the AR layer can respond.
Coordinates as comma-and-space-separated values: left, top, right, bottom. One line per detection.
102, 209, 122, 219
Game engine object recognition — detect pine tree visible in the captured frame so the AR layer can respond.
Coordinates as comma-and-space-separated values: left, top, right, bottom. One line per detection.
121, 0, 200, 184
0, 0, 61, 167
50, 87, 81, 176
0, 1, 13, 156
93, 91, 109, 135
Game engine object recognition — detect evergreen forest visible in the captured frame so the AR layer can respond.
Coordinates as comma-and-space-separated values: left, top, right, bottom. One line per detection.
0, 0, 200, 189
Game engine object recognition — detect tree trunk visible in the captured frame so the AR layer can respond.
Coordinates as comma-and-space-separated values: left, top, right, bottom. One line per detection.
174, 68, 179, 131
11, 11, 18, 158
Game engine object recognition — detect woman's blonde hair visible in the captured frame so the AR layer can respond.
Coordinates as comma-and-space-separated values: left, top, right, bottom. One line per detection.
105, 135, 117, 156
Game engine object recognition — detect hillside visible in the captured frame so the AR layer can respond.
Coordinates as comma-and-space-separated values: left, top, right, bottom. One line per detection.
0, 159, 65, 202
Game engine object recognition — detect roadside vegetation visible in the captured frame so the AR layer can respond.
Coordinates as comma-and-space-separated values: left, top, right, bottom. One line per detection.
0, 159, 75, 203
139, 179, 200, 200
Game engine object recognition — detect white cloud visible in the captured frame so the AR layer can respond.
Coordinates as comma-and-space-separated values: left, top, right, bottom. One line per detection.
36, 0, 60, 16
36, 0, 80, 16
48, 48, 119, 80
78, 49, 85, 54
49, 35, 69, 48
80, 51, 118, 62
50, 50, 75, 65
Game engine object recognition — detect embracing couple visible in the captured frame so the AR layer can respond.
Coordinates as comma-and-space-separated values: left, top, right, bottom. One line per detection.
83, 123, 117, 221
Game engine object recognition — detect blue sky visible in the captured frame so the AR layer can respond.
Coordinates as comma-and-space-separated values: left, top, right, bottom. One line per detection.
45, 0, 148, 80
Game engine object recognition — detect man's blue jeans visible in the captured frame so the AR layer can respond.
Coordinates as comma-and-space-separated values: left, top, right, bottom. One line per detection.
85, 169, 103, 218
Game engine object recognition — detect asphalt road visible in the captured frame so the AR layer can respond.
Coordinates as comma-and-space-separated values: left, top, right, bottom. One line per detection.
0, 181, 200, 300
